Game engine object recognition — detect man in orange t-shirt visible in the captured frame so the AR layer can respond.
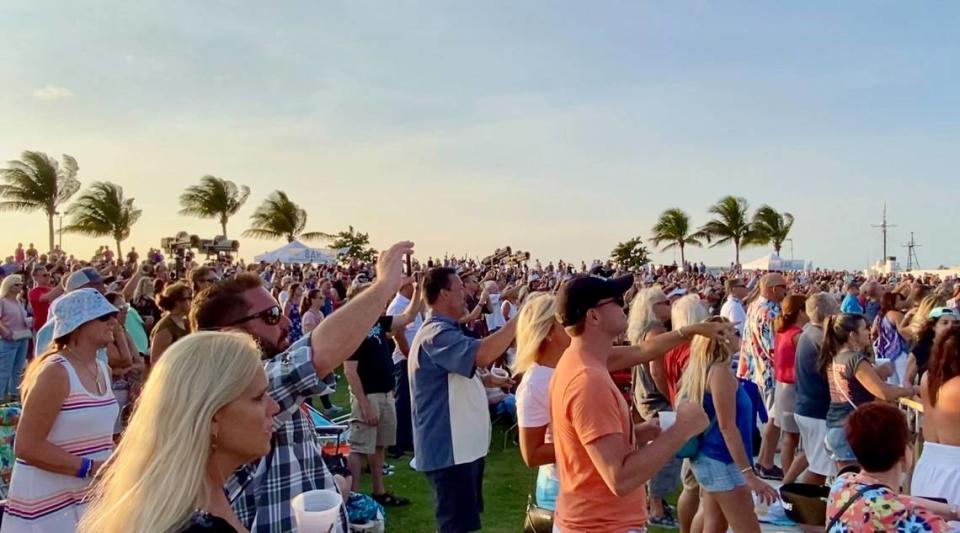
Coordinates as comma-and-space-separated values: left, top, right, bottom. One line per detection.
550, 274, 709, 533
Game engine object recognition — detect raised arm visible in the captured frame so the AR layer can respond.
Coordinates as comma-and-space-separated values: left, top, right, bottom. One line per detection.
608, 321, 737, 371
475, 314, 519, 367
390, 283, 423, 337
310, 242, 413, 376
122, 267, 145, 303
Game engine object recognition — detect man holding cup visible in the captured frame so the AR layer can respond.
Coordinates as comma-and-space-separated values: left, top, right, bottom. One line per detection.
549, 274, 711, 533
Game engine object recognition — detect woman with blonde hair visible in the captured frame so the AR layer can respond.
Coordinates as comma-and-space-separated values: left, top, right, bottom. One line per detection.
626, 286, 677, 526
0, 274, 30, 400
679, 317, 778, 533
3, 289, 120, 532
79, 332, 279, 533
514, 293, 733, 514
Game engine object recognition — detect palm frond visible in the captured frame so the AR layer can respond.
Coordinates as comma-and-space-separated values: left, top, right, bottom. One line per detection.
299, 232, 334, 241
246, 190, 327, 242
0, 151, 80, 214
64, 182, 139, 247
242, 228, 285, 240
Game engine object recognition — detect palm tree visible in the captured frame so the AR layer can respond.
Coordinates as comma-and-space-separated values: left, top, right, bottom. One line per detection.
178, 175, 251, 238
696, 196, 762, 265
0, 151, 81, 252
751, 205, 795, 256
63, 182, 142, 257
243, 191, 332, 243
650, 208, 703, 266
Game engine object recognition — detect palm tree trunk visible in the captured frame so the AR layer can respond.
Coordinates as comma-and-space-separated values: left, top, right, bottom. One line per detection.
221, 219, 228, 239
116, 239, 123, 260
46, 213, 55, 253
734, 239, 741, 265
774, 242, 782, 256
679, 241, 686, 267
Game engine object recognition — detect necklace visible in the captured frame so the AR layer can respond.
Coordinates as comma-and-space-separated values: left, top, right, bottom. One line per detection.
62, 349, 106, 396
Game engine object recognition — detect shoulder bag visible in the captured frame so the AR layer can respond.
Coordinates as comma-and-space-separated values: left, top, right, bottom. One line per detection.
522, 469, 553, 533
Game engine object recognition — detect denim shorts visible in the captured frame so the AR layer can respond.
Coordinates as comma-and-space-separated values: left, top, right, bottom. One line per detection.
690, 454, 746, 492
825, 426, 857, 462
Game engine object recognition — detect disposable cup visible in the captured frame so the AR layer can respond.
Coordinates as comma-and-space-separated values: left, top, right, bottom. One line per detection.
291, 489, 342, 533
658, 411, 676, 430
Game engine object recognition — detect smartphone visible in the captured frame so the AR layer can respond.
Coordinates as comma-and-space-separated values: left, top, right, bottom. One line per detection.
403, 254, 412, 277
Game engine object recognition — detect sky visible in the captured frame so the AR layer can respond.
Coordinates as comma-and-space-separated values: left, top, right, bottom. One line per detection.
1, 2, 958, 270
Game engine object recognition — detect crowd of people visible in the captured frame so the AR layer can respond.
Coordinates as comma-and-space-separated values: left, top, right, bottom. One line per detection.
0, 241, 958, 532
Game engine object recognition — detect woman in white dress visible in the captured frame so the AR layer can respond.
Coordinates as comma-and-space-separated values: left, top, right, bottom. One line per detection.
2, 288, 120, 532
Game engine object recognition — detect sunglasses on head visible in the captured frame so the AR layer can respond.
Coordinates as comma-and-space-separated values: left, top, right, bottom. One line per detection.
225, 305, 283, 327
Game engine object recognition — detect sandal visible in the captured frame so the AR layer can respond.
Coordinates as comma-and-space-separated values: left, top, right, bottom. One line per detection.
372, 492, 411, 507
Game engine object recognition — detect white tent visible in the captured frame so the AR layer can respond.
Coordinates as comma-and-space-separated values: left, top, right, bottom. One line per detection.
254, 241, 337, 264
741, 253, 805, 272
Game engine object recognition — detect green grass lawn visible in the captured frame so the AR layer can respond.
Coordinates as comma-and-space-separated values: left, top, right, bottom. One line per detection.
321, 371, 674, 533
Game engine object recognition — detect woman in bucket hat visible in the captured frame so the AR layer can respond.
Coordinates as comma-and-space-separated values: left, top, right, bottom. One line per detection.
2, 288, 120, 532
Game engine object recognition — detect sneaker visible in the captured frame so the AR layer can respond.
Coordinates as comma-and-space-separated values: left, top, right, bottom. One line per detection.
648, 514, 678, 529
661, 499, 677, 519
755, 464, 784, 481
371, 492, 411, 507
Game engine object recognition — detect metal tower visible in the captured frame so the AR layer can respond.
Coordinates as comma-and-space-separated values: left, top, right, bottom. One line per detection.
872, 204, 897, 259
902, 232, 921, 271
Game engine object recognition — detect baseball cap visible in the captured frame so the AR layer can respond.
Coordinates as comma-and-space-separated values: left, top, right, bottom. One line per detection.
65, 267, 106, 291
556, 274, 633, 327
666, 287, 688, 300
929, 307, 958, 320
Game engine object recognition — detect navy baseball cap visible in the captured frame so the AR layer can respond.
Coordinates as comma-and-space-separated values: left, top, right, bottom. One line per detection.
556, 274, 633, 327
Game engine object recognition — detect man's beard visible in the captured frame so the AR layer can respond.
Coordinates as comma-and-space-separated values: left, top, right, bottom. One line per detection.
257, 335, 290, 359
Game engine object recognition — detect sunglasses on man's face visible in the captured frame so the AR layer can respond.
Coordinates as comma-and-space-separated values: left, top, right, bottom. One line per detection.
225, 305, 283, 327
595, 296, 625, 309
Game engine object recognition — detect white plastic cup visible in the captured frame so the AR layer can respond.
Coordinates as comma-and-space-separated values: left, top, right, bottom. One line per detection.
658, 411, 676, 430
491, 367, 509, 379
291, 489, 342, 533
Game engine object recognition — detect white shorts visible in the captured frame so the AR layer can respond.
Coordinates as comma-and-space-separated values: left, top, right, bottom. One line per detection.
794, 414, 835, 478
912, 442, 960, 504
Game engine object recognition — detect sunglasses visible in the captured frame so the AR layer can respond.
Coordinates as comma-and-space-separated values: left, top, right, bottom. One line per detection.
225, 305, 283, 327
595, 296, 625, 309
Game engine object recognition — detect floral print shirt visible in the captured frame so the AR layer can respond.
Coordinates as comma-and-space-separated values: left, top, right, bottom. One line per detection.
736, 296, 780, 392
827, 472, 951, 532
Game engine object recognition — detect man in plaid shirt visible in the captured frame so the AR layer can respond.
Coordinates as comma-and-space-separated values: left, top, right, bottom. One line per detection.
192, 241, 414, 533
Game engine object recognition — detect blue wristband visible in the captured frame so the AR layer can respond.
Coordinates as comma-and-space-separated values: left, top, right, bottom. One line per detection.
76, 457, 90, 479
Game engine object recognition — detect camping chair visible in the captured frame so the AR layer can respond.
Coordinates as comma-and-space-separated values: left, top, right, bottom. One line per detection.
302, 402, 352, 476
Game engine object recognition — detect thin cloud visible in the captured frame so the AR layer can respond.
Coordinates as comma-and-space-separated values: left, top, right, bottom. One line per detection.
32, 85, 73, 100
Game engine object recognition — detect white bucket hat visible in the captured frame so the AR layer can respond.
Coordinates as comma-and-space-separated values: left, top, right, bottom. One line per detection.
49, 288, 119, 340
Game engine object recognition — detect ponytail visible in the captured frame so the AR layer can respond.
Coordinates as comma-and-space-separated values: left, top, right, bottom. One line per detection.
818, 313, 866, 376
818, 315, 839, 377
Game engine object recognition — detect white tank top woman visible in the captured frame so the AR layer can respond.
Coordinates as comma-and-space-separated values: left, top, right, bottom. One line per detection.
2, 355, 118, 532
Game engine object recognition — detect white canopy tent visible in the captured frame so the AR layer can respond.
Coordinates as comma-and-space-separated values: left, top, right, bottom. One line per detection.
254, 241, 338, 265
741, 253, 806, 272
